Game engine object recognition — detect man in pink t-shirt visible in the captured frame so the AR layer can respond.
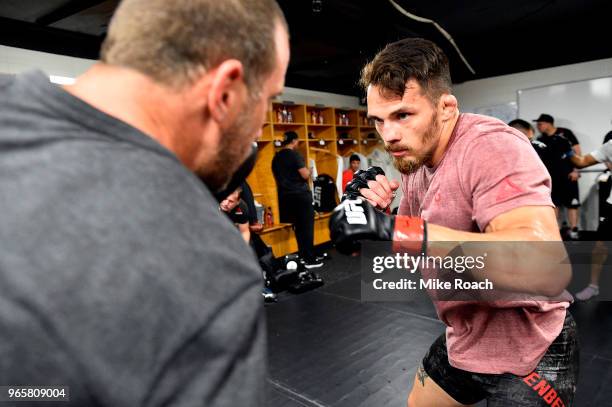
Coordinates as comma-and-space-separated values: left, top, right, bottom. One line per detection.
330, 38, 578, 406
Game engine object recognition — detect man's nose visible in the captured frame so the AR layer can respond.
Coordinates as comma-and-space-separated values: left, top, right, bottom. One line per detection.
379, 122, 403, 143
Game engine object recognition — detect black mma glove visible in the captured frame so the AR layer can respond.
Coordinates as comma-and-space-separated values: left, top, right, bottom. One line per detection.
342, 166, 386, 201
329, 198, 427, 255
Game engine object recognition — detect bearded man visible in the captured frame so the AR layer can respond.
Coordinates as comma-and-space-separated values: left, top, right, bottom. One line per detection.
0, 0, 289, 405
330, 38, 578, 407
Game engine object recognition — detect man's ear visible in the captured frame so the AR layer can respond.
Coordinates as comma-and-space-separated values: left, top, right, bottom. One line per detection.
206, 59, 246, 125
439, 94, 458, 121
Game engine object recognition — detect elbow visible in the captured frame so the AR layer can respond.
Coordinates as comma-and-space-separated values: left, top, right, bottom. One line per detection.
536, 262, 572, 297
527, 236, 572, 297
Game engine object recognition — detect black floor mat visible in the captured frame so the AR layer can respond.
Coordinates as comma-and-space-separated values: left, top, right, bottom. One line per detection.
266, 248, 612, 406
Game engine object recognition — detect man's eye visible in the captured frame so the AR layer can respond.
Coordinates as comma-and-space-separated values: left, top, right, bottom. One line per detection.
373, 118, 383, 125
398, 112, 410, 120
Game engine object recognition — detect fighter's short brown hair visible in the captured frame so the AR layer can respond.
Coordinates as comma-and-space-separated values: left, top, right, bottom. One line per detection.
101, 0, 287, 92
360, 38, 452, 104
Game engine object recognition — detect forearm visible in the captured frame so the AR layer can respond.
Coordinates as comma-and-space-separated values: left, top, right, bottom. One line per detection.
331, 198, 571, 297
570, 153, 598, 168
421, 223, 571, 296
427, 223, 548, 242
570, 155, 589, 168
241, 230, 251, 242
238, 223, 250, 243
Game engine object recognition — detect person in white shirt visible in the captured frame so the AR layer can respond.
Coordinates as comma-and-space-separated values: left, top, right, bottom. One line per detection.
569, 139, 612, 300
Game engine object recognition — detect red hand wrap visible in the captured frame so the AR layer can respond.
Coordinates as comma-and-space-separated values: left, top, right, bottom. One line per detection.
392, 216, 426, 254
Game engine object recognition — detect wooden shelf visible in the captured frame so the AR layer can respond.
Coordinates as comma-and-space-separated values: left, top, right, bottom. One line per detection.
309, 147, 335, 154
260, 223, 292, 233
247, 104, 385, 257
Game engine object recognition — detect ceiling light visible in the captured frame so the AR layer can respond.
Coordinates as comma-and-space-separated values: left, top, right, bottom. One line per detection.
49, 75, 75, 85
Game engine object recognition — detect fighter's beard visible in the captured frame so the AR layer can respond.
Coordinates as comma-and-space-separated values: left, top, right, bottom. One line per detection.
198, 97, 254, 192
387, 116, 439, 175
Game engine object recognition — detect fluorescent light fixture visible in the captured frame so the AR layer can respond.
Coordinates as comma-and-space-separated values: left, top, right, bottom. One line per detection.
590, 77, 612, 99
49, 75, 75, 85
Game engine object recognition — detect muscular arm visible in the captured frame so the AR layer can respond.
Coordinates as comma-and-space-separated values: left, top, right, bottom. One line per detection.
570, 153, 599, 168
426, 206, 570, 297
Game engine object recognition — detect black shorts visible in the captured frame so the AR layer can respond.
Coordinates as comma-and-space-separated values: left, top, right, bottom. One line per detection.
551, 178, 580, 208
422, 312, 579, 406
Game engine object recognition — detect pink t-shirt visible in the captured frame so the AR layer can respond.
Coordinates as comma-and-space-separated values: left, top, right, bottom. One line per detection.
399, 113, 570, 375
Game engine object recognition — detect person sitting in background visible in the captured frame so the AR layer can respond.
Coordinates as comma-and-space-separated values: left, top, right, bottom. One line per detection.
220, 187, 277, 302
567, 134, 612, 300
342, 154, 361, 192
535, 113, 582, 239
240, 181, 264, 234
220, 186, 251, 243
508, 118, 549, 164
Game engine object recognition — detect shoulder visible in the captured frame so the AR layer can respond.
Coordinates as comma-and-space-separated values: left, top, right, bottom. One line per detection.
291, 150, 305, 163
558, 127, 578, 142
0, 73, 15, 90
98, 156, 258, 276
455, 113, 525, 141
451, 115, 546, 183
234, 201, 249, 220
531, 139, 547, 149
452, 113, 531, 154
61, 145, 239, 240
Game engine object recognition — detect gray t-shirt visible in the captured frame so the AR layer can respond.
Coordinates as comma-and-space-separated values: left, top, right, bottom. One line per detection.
591, 140, 612, 203
0, 71, 265, 406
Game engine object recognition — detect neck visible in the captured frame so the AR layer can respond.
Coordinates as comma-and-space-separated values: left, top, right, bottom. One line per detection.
63, 63, 201, 169
429, 110, 460, 167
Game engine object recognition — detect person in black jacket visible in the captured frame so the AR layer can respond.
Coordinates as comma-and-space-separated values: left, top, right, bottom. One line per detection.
535, 114, 582, 239
220, 186, 277, 302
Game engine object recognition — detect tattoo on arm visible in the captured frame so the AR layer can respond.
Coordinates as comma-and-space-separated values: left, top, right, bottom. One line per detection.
417, 365, 428, 387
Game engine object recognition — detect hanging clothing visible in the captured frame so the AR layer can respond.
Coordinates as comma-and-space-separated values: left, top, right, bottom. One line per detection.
313, 174, 338, 212
336, 155, 344, 197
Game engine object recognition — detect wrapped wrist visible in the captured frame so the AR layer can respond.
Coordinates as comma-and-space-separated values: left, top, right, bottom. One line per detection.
392, 216, 427, 255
